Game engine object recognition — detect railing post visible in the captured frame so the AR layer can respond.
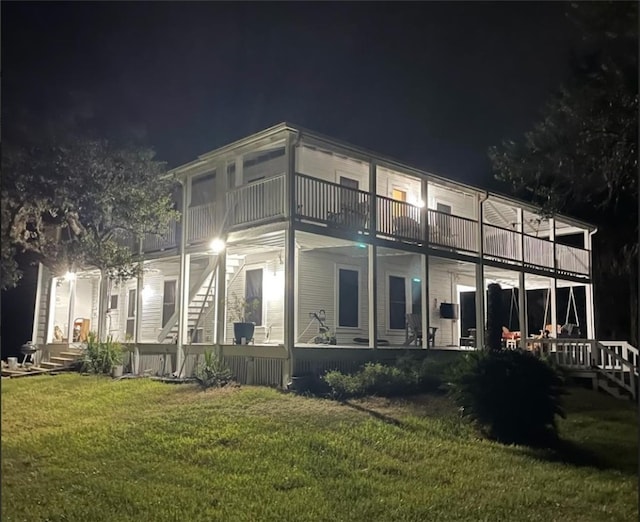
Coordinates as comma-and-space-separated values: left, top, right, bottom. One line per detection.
369, 160, 378, 349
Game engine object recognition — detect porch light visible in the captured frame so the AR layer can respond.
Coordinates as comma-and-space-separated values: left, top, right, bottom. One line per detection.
416, 200, 426, 208
209, 238, 226, 254
357, 243, 367, 249
412, 278, 421, 282
64, 271, 76, 282
141, 286, 154, 299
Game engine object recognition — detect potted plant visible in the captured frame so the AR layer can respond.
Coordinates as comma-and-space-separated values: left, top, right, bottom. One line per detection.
227, 293, 260, 344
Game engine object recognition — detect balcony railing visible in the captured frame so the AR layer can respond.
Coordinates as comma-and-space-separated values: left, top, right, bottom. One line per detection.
376, 196, 424, 242
523, 234, 553, 270
483, 224, 522, 264
143, 219, 178, 252
295, 173, 370, 232
227, 174, 286, 227
428, 210, 479, 253
556, 243, 590, 276
187, 202, 216, 244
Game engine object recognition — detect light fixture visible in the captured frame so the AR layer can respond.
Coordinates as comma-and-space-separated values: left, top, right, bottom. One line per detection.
416, 200, 426, 208
412, 278, 421, 283
357, 243, 367, 249
209, 238, 225, 254
141, 286, 154, 299
64, 271, 76, 282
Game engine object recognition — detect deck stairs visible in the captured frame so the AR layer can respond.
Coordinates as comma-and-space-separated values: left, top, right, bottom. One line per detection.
160, 254, 245, 343
2, 345, 85, 378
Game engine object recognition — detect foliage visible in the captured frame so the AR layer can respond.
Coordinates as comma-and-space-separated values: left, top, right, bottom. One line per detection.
226, 292, 260, 323
81, 332, 124, 375
486, 283, 503, 351
448, 350, 566, 445
323, 357, 446, 399
1, 116, 180, 290
194, 350, 234, 389
2, 376, 637, 522
488, 2, 638, 343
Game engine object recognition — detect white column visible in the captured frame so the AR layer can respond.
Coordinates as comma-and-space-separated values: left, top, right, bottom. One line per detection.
475, 195, 486, 349
31, 263, 44, 344
66, 276, 76, 344
584, 230, 596, 339
284, 226, 295, 385
518, 272, 528, 348
549, 219, 558, 337
177, 253, 191, 376
235, 155, 243, 188
421, 178, 430, 349
215, 253, 227, 345
368, 160, 378, 348
46, 276, 57, 344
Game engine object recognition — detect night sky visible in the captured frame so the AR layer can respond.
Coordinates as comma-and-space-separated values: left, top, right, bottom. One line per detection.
2, 1, 581, 354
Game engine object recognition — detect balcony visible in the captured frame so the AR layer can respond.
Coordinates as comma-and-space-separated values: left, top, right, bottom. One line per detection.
227, 174, 286, 228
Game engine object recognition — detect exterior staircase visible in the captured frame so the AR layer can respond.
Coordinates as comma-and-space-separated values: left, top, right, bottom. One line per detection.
2, 345, 85, 378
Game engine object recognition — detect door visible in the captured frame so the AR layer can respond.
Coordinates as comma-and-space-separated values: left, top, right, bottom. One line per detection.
125, 289, 136, 340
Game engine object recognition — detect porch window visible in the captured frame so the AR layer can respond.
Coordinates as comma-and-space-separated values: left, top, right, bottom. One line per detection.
389, 276, 406, 330
126, 289, 136, 340
245, 268, 263, 326
162, 280, 177, 327
338, 268, 359, 327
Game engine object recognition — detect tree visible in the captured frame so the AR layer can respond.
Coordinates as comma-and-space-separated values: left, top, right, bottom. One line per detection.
1, 112, 181, 343
489, 2, 638, 344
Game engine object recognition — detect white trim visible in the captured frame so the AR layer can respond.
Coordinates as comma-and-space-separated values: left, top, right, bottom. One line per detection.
386, 272, 409, 332
244, 264, 267, 327
161, 278, 178, 328
335, 264, 361, 329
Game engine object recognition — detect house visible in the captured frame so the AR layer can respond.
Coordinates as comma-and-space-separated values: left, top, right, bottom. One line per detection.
29, 123, 638, 397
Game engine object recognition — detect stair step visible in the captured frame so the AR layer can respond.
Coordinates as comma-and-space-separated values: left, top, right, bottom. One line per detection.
50, 356, 77, 363
60, 351, 84, 358
40, 362, 63, 369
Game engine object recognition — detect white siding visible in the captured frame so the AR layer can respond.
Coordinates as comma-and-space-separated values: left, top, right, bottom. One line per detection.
242, 154, 286, 185
296, 145, 370, 190
377, 167, 423, 206
428, 184, 478, 220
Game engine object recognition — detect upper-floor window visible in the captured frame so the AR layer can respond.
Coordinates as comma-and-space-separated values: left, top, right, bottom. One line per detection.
190, 171, 216, 207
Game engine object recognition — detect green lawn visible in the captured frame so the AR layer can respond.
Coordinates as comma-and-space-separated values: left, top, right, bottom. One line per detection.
1, 375, 637, 521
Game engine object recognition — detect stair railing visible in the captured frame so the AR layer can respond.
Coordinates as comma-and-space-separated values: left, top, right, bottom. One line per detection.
592, 342, 637, 400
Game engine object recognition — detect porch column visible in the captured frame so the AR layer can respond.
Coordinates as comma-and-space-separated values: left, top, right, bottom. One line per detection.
215, 253, 227, 345
31, 263, 44, 344
475, 195, 486, 349
234, 155, 244, 188
421, 178, 430, 349
284, 225, 295, 384
97, 271, 110, 341
549, 219, 558, 337
134, 264, 143, 375
584, 230, 596, 339
177, 253, 191, 376
46, 276, 57, 345
66, 274, 77, 344
518, 272, 528, 348
368, 160, 378, 348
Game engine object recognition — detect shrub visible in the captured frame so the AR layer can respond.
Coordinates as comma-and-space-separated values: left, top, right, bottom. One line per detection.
194, 350, 234, 389
449, 350, 565, 445
323, 357, 447, 399
81, 332, 124, 375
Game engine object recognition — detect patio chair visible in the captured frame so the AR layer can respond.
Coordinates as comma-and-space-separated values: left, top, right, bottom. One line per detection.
404, 313, 437, 347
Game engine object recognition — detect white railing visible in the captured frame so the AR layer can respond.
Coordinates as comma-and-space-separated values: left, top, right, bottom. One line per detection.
556, 244, 590, 276
537, 339, 593, 370
523, 234, 553, 270
143, 219, 178, 252
598, 341, 639, 371
428, 210, 479, 253
227, 174, 286, 227
483, 224, 522, 262
187, 202, 216, 243
377, 196, 424, 243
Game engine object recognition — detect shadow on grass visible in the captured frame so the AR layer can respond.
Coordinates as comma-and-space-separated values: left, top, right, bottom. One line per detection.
519, 437, 636, 475
341, 400, 405, 428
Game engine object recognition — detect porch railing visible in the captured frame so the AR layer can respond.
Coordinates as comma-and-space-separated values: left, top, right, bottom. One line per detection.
483, 224, 522, 263
295, 173, 370, 232
143, 219, 178, 252
428, 209, 479, 253
523, 234, 553, 270
376, 196, 424, 243
556, 243, 590, 276
226, 174, 286, 227
187, 202, 216, 244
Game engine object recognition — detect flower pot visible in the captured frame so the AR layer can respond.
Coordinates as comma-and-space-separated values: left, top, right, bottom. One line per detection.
233, 322, 255, 345
112, 365, 124, 378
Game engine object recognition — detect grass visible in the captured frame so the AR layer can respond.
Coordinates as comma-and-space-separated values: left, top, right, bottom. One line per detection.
1, 375, 637, 522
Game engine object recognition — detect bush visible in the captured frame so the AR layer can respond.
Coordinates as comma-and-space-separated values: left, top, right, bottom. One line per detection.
81, 332, 124, 375
323, 357, 447, 399
449, 350, 565, 445
194, 350, 234, 389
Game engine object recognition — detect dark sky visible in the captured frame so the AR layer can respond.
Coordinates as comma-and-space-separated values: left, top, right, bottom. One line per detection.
3, 1, 578, 185
1, 1, 581, 353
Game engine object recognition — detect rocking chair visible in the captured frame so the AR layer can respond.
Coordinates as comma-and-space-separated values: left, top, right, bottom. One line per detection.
404, 313, 437, 348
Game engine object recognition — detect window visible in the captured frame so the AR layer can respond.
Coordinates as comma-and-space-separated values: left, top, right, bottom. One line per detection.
162, 280, 177, 327
411, 279, 422, 317
436, 202, 452, 234
339, 176, 359, 211
338, 268, 359, 327
392, 188, 408, 218
126, 289, 136, 339
109, 295, 118, 310
190, 171, 216, 207
389, 276, 406, 330
245, 268, 263, 325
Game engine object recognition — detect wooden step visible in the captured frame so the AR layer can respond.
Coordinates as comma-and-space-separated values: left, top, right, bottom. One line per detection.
50, 356, 77, 364
60, 351, 84, 358
40, 361, 63, 369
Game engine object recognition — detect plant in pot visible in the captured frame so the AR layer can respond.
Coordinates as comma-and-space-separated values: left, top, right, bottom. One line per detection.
227, 293, 260, 345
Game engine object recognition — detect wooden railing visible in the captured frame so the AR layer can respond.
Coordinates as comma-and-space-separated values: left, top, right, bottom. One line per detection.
483, 224, 522, 262
187, 202, 216, 243
556, 243, 590, 276
227, 174, 286, 227
376, 196, 424, 242
523, 234, 553, 270
143, 219, 178, 252
428, 210, 479, 253
597, 341, 639, 371
295, 173, 370, 231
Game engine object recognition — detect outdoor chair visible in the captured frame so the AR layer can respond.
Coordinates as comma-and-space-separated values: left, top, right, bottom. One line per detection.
404, 313, 437, 347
